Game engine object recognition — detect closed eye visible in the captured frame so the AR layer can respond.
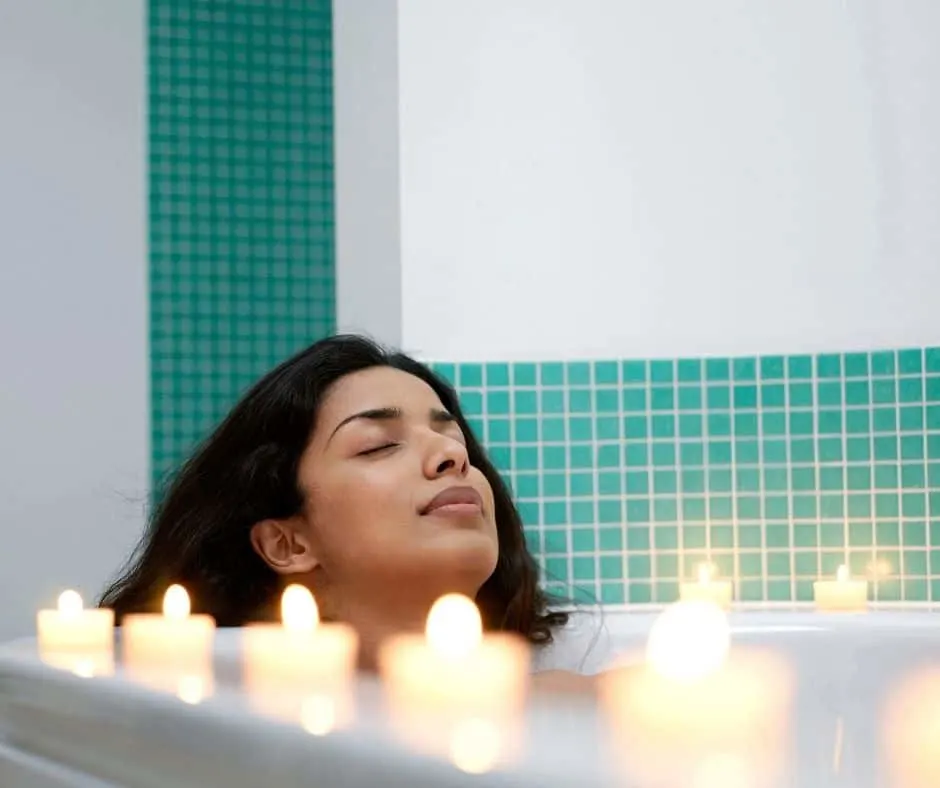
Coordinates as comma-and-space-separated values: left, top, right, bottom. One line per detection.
357, 443, 399, 457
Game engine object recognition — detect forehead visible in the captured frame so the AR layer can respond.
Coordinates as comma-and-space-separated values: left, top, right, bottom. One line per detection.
317, 366, 445, 424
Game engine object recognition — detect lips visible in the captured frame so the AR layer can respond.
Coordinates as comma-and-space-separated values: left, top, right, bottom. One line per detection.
421, 485, 484, 516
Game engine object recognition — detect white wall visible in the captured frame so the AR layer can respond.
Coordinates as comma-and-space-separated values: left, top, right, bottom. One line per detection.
335, 0, 940, 362
0, 1, 148, 640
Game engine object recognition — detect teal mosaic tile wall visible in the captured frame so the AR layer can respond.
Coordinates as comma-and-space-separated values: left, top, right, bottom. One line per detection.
149, 0, 335, 487
432, 348, 940, 606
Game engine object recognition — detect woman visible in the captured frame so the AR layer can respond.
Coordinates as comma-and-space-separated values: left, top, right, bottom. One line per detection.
100, 334, 600, 683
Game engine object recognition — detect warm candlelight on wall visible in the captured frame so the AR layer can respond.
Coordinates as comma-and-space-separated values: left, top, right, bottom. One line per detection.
378, 593, 530, 772
36, 590, 115, 676
599, 601, 793, 788
884, 667, 940, 788
243, 584, 358, 733
813, 565, 868, 612
121, 585, 216, 702
679, 562, 733, 609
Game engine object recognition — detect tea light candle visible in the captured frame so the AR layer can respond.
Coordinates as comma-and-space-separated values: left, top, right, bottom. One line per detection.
243, 584, 358, 732
122, 585, 215, 701
679, 563, 733, 609
884, 667, 940, 788
378, 594, 530, 772
599, 601, 793, 788
36, 590, 115, 676
813, 565, 868, 612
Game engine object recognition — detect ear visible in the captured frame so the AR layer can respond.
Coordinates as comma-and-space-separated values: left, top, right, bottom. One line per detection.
249, 518, 320, 576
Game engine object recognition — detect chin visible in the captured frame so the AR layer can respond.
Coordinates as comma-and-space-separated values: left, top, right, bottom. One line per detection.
429, 529, 499, 581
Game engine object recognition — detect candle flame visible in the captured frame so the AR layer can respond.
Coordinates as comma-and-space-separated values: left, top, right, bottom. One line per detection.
177, 675, 206, 705
163, 584, 191, 620
646, 600, 730, 683
301, 694, 336, 736
281, 584, 319, 632
57, 589, 84, 618
836, 565, 849, 583
697, 563, 714, 584
426, 593, 483, 659
449, 717, 502, 774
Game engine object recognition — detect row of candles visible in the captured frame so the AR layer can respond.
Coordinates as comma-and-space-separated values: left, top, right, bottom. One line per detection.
33, 564, 920, 783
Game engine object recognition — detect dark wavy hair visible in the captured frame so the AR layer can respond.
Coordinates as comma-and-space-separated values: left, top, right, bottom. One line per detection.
99, 334, 568, 643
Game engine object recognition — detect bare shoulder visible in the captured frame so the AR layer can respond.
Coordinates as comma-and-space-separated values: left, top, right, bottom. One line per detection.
530, 670, 599, 695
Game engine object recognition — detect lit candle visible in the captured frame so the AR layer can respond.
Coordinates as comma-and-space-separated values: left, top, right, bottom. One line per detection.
679, 563, 733, 609
378, 594, 530, 773
242, 584, 358, 733
121, 585, 216, 702
36, 590, 115, 676
813, 565, 868, 612
884, 667, 940, 788
599, 601, 793, 788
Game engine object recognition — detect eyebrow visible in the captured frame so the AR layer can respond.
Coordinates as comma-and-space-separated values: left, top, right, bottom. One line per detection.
327, 406, 456, 444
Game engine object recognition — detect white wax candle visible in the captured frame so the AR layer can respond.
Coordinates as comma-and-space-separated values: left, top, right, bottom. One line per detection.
242, 584, 358, 733
813, 565, 868, 612
679, 563, 733, 609
121, 585, 216, 701
378, 594, 530, 773
36, 590, 115, 676
599, 601, 793, 788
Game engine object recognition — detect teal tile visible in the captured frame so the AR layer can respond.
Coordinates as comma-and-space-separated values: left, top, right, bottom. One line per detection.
650, 386, 675, 410
844, 352, 869, 377
900, 406, 924, 432
593, 360, 618, 385
733, 385, 758, 409
679, 413, 703, 438
614, 475, 641, 504
543, 501, 567, 525
595, 416, 620, 440
845, 380, 870, 406
599, 499, 623, 523
871, 351, 896, 376
485, 363, 509, 387
683, 497, 706, 522
733, 357, 757, 381
816, 354, 842, 378
622, 387, 647, 412
569, 444, 593, 468
845, 409, 870, 434
818, 409, 843, 434
708, 412, 732, 437
788, 355, 813, 380
873, 379, 897, 404
462, 391, 483, 415
621, 360, 646, 384
512, 362, 537, 386
899, 349, 924, 375
761, 384, 786, 408
596, 444, 620, 468
846, 437, 871, 462
540, 389, 564, 413
569, 388, 592, 413
927, 348, 940, 373
566, 361, 591, 385
599, 527, 624, 550
680, 442, 705, 466
705, 358, 730, 382
598, 471, 622, 495
623, 416, 648, 439
434, 363, 456, 384
570, 473, 594, 496
486, 390, 510, 414
541, 417, 565, 441
540, 362, 564, 386
678, 386, 702, 409
789, 382, 814, 407
927, 377, 940, 402
762, 411, 787, 436
572, 528, 595, 551
514, 446, 539, 470
653, 470, 677, 494
488, 418, 510, 442
650, 360, 674, 383
760, 355, 785, 380
735, 439, 760, 464
651, 414, 676, 438
459, 363, 483, 387
763, 439, 788, 464
708, 440, 733, 465
734, 412, 758, 436
569, 417, 592, 441
594, 388, 619, 413
513, 390, 537, 414
707, 385, 731, 409
677, 358, 702, 382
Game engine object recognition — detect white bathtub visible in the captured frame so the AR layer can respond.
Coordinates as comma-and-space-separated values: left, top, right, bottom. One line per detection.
1, 608, 938, 787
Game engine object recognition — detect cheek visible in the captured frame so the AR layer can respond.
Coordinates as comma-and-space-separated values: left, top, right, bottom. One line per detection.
306, 465, 417, 557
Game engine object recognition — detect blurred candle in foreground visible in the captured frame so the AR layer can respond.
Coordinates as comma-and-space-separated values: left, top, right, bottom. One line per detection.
243, 584, 358, 734
378, 593, 530, 773
813, 565, 868, 612
599, 601, 793, 788
121, 585, 216, 702
884, 666, 940, 788
36, 590, 115, 677
679, 563, 733, 610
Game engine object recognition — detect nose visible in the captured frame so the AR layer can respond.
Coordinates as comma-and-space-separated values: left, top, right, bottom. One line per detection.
423, 433, 470, 480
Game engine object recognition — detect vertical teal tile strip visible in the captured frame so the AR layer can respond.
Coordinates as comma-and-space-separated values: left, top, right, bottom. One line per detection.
435, 348, 940, 605
149, 0, 335, 487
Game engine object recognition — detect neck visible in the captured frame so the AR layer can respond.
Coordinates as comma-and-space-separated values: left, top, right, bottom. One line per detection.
329, 586, 477, 672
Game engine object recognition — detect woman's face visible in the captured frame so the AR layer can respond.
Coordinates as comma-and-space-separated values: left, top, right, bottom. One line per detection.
296, 366, 499, 617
